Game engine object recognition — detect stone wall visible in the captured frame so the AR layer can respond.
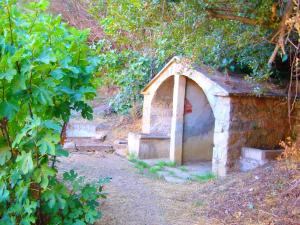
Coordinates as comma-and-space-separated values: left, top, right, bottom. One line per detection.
228, 96, 290, 169
150, 76, 174, 135
128, 133, 170, 159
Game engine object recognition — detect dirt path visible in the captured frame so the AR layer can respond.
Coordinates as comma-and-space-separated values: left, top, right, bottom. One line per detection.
58, 152, 208, 225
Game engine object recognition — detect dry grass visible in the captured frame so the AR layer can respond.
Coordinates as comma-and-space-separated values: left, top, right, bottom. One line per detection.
196, 162, 300, 225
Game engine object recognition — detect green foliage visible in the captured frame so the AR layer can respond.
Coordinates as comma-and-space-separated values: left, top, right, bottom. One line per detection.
89, 0, 290, 84
128, 155, 177, 175
178, 166, 188, 172
148, 161, 176, 174
156, 160, 176, 168
0, 1, 106, 224
82, 0, 293, 115
190, 172, 216, 183
42, 171, 110, 225
128, 153, 151, 172
96, 47, 152, 114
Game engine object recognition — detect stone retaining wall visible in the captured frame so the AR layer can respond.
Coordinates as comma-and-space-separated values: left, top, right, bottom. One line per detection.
292, 101, 300, 147
228, 96, 290, 169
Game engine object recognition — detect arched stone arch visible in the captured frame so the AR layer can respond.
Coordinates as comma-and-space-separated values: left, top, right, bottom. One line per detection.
141, 59, 231, 176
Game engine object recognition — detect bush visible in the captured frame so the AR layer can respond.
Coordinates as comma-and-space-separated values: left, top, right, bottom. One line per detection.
97, 48, 152, 114
0, 1, 106, 224
278, 137, 300, 170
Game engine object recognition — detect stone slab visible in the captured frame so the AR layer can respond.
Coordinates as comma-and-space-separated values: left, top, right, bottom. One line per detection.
240, 158, 264, 172
143, 158, 170, 167
242, 147, 282, 161
128, 132, 170, 159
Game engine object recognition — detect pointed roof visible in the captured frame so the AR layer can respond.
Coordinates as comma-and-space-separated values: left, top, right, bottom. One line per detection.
142, 57, 288, 98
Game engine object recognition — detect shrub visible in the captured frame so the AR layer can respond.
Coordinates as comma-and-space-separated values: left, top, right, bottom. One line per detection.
278, 137, 300, 170
0, 1, 106, 224
97, 49, 152, 114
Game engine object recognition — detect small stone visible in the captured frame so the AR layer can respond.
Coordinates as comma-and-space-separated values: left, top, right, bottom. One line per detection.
292, 207, 300, 215
163, 175, 186, 184
247, 202, 254, 209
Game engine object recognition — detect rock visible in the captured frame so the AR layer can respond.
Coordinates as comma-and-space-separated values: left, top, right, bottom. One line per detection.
63, 141, 74, 150
95, 132, 107, 142
114, 148, 128, 157
157, 171, 186, 184
64, 137, 114, 153
114, 139, 128, 145
96, 123, 109, 131
164, 167, 191, 180
240, 148, 283, 172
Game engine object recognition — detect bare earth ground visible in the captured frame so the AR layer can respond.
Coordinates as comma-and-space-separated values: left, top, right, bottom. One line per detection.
59, 89, 299, 225
57, 151, 300, 225
58, 152, 207, 225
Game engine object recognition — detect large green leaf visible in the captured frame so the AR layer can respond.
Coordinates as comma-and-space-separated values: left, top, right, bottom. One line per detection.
0, 147, 11, 166
0, 184, 9, 203
0, 101, 19, 119
13, 117, 41, 148
32, 86, 53, 105
33, 164, 56, 189
50, 68, 65, 80
16, 152, 34, 174
36, 49, 57, 64
0, 69, 17, 81
37, 133, 60, 155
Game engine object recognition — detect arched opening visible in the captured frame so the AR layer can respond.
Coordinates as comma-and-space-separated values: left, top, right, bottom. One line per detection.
182, 78, 215, 163
149, 76, 174, 136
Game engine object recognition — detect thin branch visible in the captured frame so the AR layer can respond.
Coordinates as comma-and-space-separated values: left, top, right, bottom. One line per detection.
268, 0, 294, 64
206, 9, 266, 27
51, 122, 68, 169
1, 118, 12, 151
6, 4, 14, 45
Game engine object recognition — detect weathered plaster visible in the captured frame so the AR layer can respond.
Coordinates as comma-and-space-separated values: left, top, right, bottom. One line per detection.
150, 76, 174, 135
183, 79, 215, 163
138, 58, 231, 176
170, 75, 186, 164
128, 133, 170, 159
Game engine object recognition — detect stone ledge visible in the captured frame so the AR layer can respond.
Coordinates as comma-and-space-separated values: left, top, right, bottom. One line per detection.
241, 147, 282, 161
128, 132, 170, 159
134, 133, 170, 140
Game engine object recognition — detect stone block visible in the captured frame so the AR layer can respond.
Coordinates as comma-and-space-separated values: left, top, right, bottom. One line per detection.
241, 147, 282, 162
128, 132, 170, 159
67, 122, 97, 138
128, 132, 141, 156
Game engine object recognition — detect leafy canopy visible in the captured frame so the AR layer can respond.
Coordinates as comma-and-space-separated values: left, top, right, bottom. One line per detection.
89, 0, 297, 81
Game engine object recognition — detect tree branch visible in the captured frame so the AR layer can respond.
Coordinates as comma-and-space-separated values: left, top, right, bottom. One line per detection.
207, 9, 266, 27
268, 0, 294, 64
